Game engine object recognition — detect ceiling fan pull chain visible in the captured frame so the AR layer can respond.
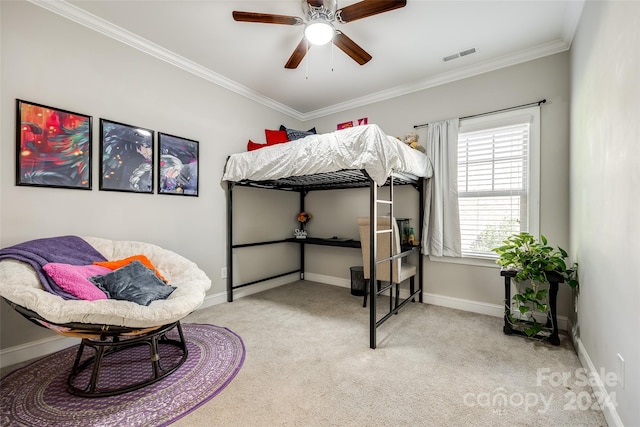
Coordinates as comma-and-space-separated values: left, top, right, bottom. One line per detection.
331, 40, 334, 72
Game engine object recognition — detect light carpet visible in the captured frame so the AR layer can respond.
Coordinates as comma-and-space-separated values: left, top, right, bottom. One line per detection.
176, 281, 607, 426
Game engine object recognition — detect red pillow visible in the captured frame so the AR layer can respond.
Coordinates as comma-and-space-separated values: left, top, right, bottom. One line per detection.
247, 140, 267, 151
265, 129, 289, 144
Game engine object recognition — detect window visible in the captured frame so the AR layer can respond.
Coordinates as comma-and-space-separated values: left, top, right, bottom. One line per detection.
457, 107, 540, 258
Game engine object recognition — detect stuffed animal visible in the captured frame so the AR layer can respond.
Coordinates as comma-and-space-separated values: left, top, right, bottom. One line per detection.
400, 132, 425, 152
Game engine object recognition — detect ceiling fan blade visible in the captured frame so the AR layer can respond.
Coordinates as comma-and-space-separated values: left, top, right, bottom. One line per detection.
232, 11, 303, 26
336, 0, 406, 23
285, 38, 310, 69
332, 31, 372, 65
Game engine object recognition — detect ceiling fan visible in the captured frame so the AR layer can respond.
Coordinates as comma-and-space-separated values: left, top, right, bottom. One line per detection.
232, 0, 407, 69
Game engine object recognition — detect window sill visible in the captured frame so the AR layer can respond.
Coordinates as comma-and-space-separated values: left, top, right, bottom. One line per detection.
427, 255, 501, 269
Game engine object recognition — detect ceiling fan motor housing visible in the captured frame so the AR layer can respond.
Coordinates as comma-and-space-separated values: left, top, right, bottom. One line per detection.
303, 0, 338, 22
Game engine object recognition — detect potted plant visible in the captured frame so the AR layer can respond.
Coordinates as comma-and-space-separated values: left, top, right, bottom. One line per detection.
492, 232, 579, 338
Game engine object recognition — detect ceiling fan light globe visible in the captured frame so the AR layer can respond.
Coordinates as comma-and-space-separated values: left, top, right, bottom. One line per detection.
305, 21, 334, 45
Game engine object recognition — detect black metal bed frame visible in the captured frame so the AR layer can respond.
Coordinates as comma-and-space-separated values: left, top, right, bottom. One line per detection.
225, 168, 425, 349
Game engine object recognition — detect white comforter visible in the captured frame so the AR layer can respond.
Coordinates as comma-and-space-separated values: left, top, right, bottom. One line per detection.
222, 124, 432, 186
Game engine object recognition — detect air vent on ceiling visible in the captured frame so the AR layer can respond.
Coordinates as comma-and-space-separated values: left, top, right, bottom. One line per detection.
443, 47, 477, 62
459, 47, 477, 57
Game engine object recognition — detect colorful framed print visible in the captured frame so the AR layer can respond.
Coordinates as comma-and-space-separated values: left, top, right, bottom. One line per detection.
337, 121, 353, 130
16, 99, 92, 190
158, 133, 199, 196
99, 119, 154, 193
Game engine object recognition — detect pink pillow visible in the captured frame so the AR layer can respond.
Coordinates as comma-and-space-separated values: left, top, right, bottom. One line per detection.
43, 263, 111, 301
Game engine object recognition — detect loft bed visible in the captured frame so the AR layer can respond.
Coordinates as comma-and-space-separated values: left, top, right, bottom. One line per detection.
222, 124, 433, 349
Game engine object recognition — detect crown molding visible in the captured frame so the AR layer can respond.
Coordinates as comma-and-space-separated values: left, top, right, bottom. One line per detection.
27, 0, 580, 122
26, 0, 303, 119
300, 39, 570, 120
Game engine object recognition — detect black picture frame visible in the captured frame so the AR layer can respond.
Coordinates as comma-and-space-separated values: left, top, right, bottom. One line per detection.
158, 133, 199, 196
99, 119, 154, 193
15, 99, 92, 190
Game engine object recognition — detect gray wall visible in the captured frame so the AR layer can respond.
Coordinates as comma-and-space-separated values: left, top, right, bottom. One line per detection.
306, 52, 572, 316
570, 1, 640, 424
0, 1, 300, 349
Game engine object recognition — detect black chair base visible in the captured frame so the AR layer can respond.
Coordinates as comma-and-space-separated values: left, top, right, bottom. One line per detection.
67, 321, 188, 398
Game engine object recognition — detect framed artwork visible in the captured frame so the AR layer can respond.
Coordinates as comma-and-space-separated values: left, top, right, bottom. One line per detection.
337, 120, 353, 130
99, 119, 154, 193
158, 133, 199, 196
16, 99, 92, 190
357, 117, 368, 126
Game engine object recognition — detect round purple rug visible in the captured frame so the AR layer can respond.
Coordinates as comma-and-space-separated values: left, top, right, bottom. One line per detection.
0, 323, 245, 427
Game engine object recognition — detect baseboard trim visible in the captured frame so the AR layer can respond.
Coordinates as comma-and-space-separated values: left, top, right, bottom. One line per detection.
0, 334, 77, 369
200, 273, 300, 309
573, 334, 625, 427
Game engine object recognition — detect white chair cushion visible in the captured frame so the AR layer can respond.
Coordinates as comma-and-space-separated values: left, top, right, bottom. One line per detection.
0, 237, 211, 328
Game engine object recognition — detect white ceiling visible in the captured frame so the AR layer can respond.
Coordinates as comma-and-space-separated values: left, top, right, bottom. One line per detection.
32, 0, 584, 120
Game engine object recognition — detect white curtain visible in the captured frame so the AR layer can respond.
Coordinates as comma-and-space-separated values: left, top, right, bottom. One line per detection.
422, 118, 462, 257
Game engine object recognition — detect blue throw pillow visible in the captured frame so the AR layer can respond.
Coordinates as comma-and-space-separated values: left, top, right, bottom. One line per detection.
89, 260, 175, 306
279, 125, 316, 141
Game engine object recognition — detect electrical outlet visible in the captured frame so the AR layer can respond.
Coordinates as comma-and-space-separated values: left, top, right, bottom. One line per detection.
221, 267, 227, 279
616, 353, 625, 389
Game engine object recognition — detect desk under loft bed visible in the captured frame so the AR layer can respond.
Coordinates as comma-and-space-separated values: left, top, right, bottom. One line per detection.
222, 125, 433, 349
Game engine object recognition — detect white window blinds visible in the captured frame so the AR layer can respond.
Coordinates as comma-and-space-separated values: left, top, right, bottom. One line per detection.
457, 123, 530, 257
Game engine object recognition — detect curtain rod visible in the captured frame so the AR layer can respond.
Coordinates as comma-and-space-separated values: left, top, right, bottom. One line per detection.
413, 99, 546, 129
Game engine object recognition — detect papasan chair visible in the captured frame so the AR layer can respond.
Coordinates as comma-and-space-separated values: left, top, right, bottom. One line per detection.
0, 236, 211, 397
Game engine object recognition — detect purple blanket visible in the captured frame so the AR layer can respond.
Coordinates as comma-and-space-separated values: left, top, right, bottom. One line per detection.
0, 235, 107, 300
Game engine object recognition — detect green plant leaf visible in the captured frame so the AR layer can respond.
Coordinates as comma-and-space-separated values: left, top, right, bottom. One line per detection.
536, 303, 548, 312
524, 322, 543, 336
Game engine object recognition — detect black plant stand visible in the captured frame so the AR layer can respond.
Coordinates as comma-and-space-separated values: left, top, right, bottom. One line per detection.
501, 269, 562, 345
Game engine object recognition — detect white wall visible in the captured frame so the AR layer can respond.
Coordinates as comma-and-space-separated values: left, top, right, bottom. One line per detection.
570, 1, 640, 424
0, 1, 299, 349
305, 53, 573, 317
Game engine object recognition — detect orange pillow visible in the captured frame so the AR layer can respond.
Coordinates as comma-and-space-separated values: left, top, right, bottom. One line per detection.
94, 255, 167, 283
